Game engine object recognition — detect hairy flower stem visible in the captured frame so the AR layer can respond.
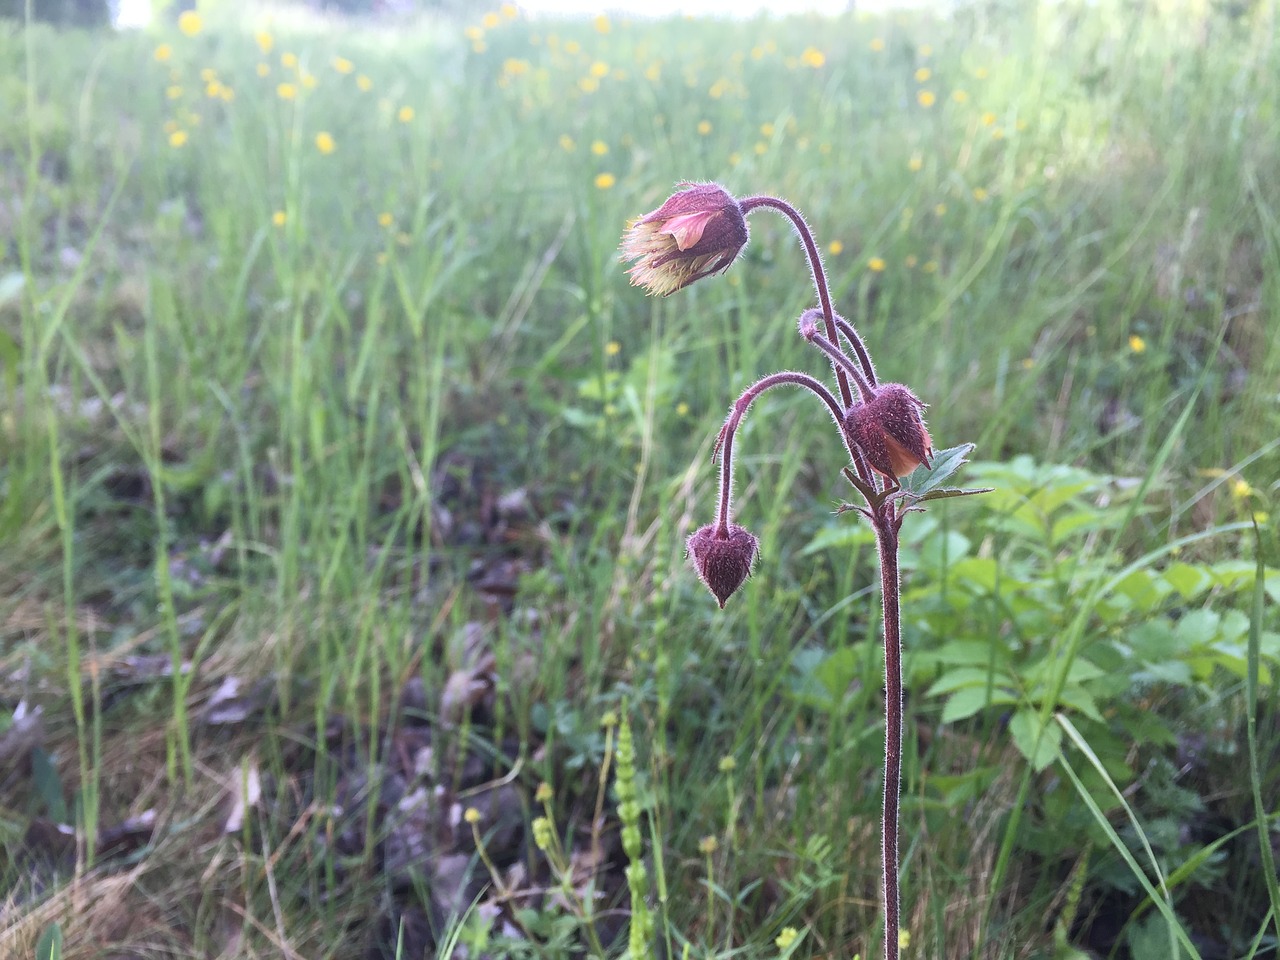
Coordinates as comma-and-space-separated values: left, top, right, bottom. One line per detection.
875, 510, 903, 960
832, 314, 878, 389
713, 371, 845, 532
738, 195, 854, 410
803, 329, 876, 402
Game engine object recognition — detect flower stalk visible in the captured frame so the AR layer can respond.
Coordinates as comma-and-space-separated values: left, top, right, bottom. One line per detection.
621, 182, 981, 960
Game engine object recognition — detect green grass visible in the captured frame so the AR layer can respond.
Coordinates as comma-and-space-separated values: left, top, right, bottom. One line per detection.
1, 2, 1279, 958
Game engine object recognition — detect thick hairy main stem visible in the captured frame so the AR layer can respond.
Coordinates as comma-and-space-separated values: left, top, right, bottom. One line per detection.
875, 512, 903, 960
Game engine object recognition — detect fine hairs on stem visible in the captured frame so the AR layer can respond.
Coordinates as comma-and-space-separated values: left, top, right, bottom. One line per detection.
620, 182, 982, 960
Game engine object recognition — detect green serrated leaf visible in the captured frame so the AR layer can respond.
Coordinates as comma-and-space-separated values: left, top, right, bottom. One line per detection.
898, 442, 975, 497
926, 666, 1016, 696
941, 686, 1014, 723
1009, 708, 1063, 771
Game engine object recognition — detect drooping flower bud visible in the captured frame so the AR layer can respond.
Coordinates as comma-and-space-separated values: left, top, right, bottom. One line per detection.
619, 182, 748, 296
843, 383, 934, 479
686, 522, 759, 608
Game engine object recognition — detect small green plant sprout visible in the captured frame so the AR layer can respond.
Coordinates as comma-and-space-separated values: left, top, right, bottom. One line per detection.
621, 182, 990, 960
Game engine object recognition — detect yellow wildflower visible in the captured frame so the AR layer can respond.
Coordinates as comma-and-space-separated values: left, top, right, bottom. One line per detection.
256, 63, 270, 77
591, 139, 608, 155
300, 71, 317, 89
579, 77, 599, 93
377, 212, 393, 228
481, 11, 500, 28
272, 210, 286, 227
952, 89, 969, 103
908, 153, 923, 172
500, 3, 518, 17
697, 120, 712, 135
559, 134, 575, 151
594, 172, 616, 190
915, 67, 931, 82
981, 111, 997, 126
828, 240, 844, 255
605, 340, 621, 355
276, 82, 297, 100
166, 84, 183, 99
281, 52, 298, 68
760, 121, 775, 136
1129, 334, 1146, 354
917, 90, 936, 107
919, 44, 933, 57
775, 927, 799, 950
357, 74, 373, 91
154, 43, 172, 62
870, 37, 885, 52
332, 56, 354, 74
177, 11, 202, 36
397, 105, 415, 123
464, 807, 481, 824
255, 31, 273, 54
868, 257, 886, 272
593, 14, 610, 32
973, 187, 989, 201
589, 61, 609, 78
168, 129, 188, 148
315, 131, 335, 154
800, 46, 825, 68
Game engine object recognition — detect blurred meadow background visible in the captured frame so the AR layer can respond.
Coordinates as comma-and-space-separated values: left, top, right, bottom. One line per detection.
2, 0, 1279, 957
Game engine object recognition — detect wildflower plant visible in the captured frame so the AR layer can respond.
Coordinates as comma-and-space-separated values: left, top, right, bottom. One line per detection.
621, 183, 989, 960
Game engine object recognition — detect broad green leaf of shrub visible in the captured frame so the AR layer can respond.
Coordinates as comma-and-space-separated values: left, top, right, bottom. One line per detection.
1113, 568, 1173, 612
1009, 708, 1062, 771
926, 666, 1018, 697
1162, 562, 1214, 600
941, 685, 1016, 723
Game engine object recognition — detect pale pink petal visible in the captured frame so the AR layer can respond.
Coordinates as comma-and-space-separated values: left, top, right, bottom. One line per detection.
662, 211, 715, 251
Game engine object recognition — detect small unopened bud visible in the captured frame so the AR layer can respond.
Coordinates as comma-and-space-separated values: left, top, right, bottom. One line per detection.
843, 383, 934, 479
620, 182, 748, 296
686, 522, 759, 608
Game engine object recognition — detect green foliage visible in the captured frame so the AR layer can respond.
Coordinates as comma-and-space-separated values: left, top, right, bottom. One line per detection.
1, 1, 1278, 958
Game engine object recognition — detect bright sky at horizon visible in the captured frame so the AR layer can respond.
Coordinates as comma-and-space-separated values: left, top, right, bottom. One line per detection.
117, 0, 871, 29
517, 0, 853, 14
